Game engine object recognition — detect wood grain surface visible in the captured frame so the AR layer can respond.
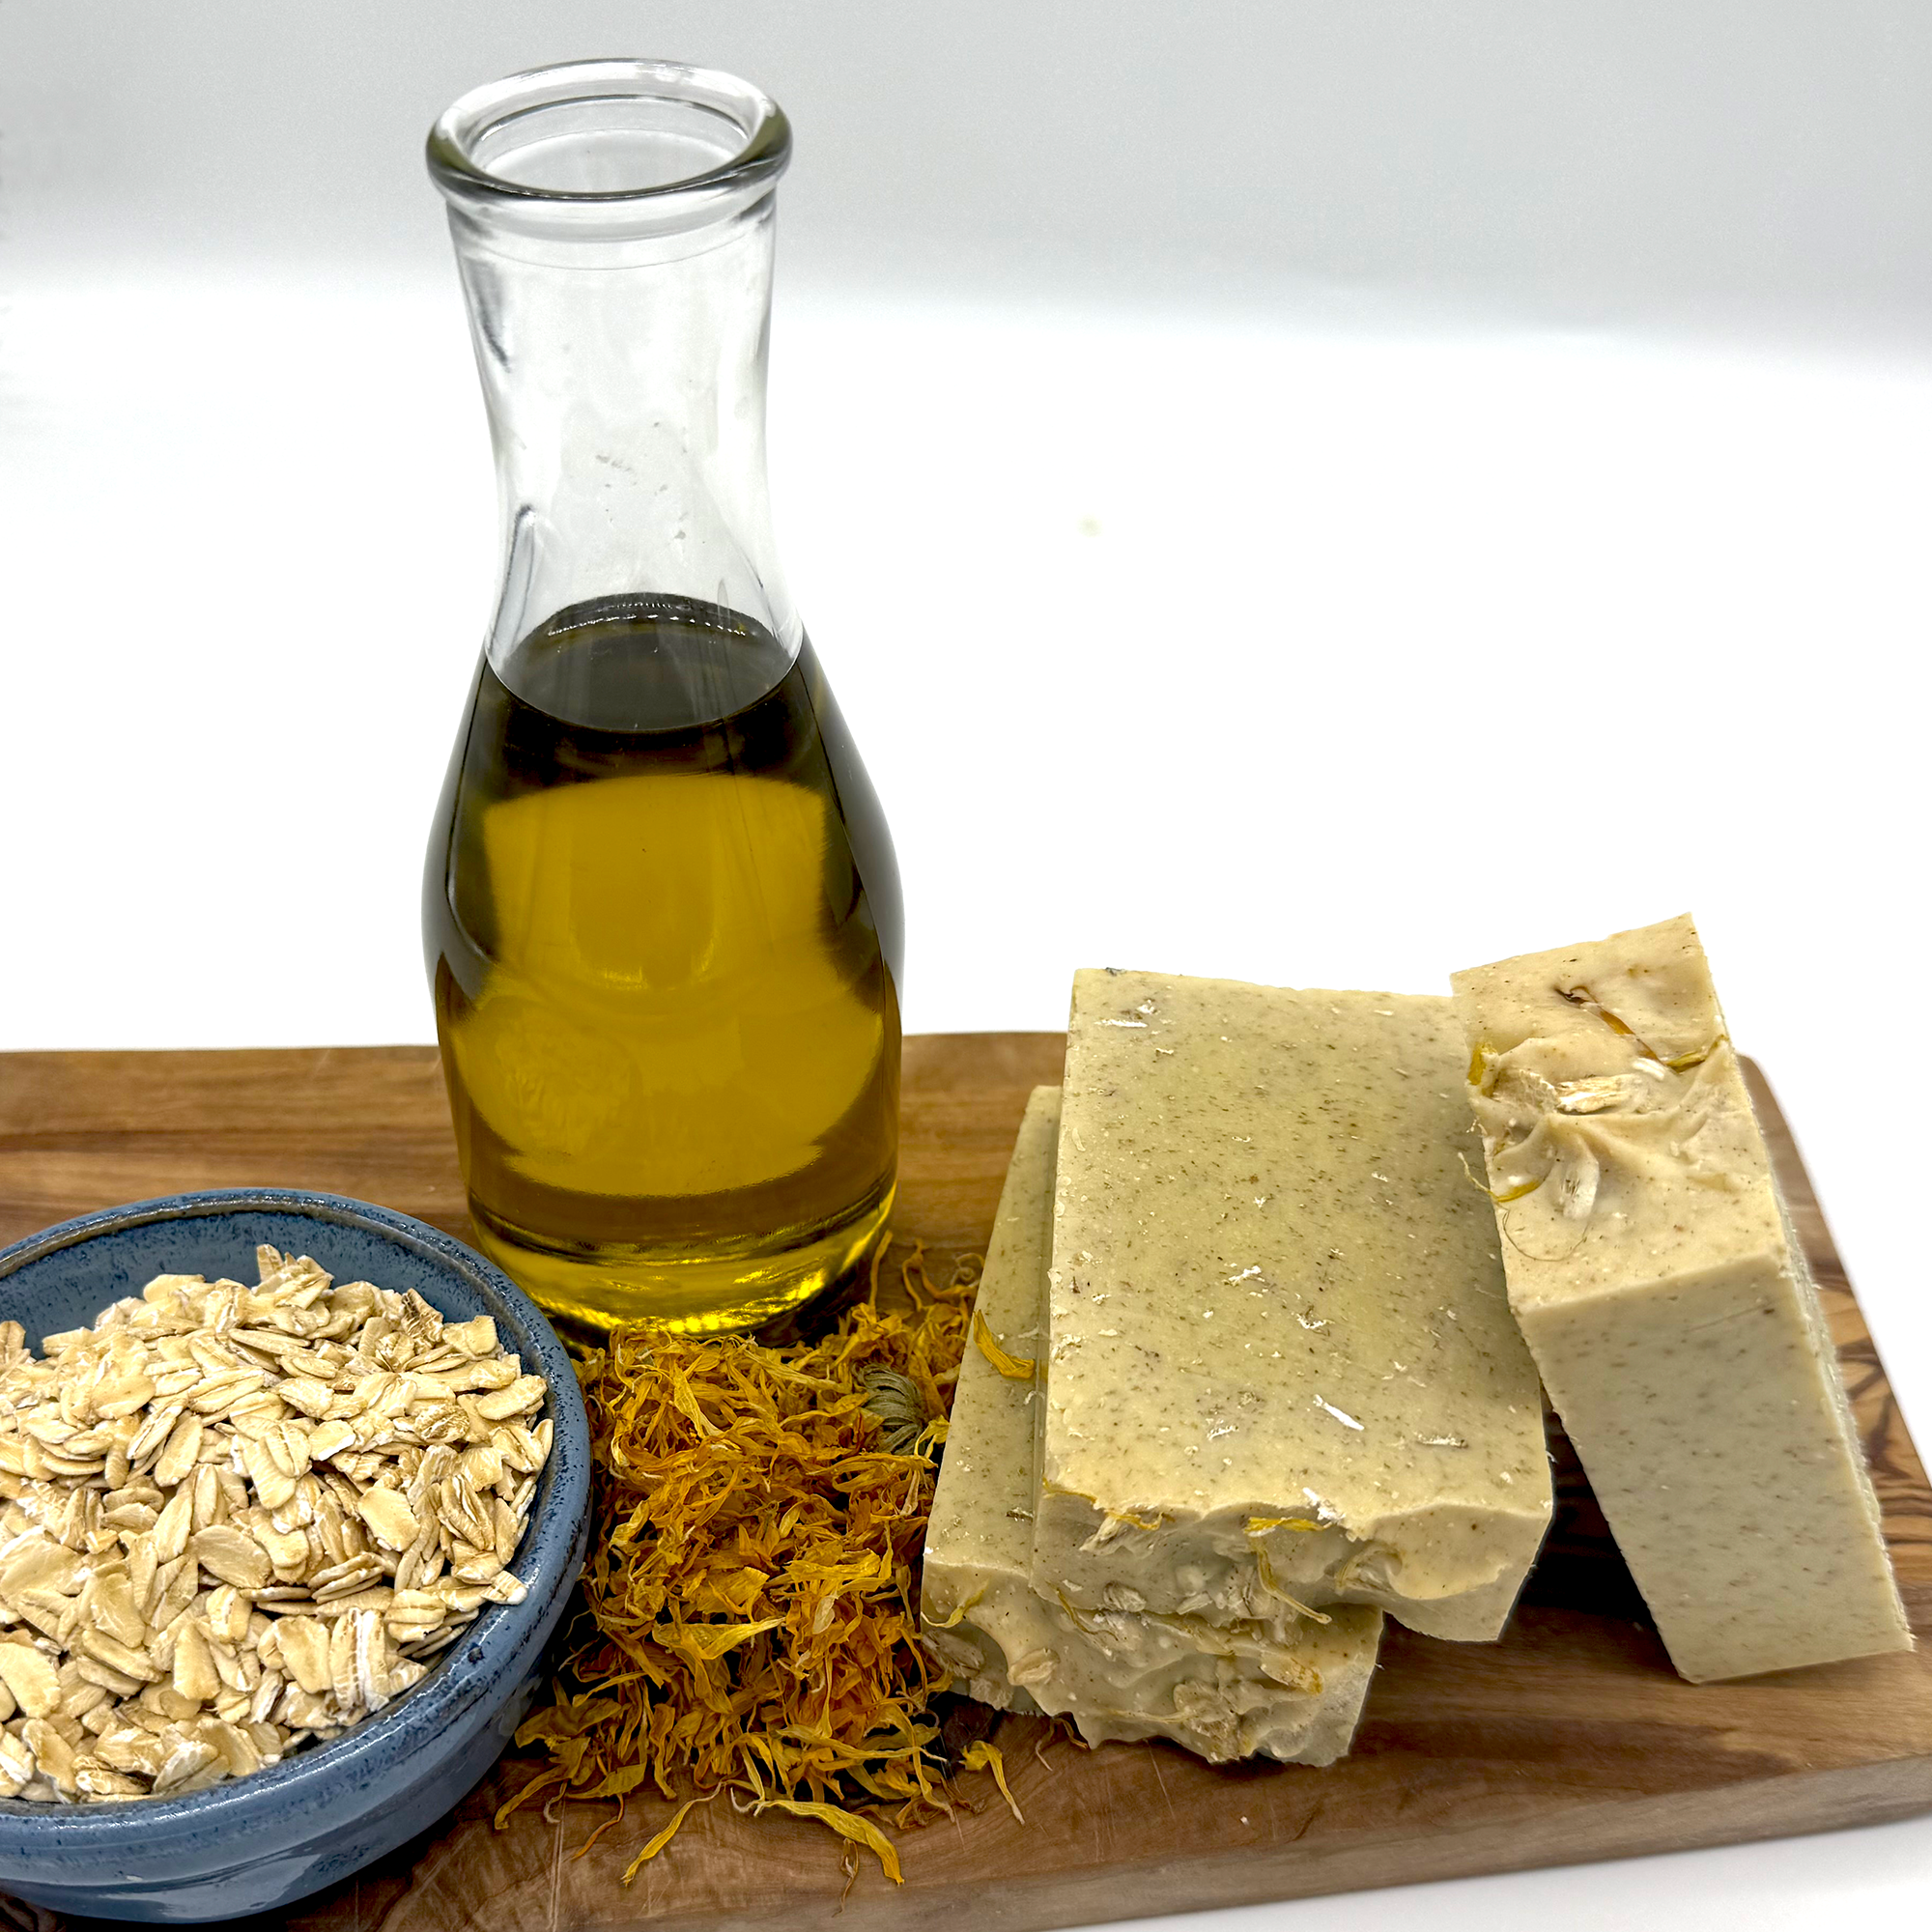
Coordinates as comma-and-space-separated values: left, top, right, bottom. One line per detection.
1, 1037, 1928, 1932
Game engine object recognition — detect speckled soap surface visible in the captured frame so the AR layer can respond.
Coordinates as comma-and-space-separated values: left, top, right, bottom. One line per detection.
922, 1087, 1382, 1765
1454, 915, 1911, 1683
0, 1189, 590, 1923
1036, 972, 1550, 1644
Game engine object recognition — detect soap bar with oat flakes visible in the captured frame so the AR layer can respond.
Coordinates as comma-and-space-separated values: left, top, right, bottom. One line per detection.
920, 1085, 1382, 1764
1034, 971, 1551, 1643
1452, 913, 1910, 1682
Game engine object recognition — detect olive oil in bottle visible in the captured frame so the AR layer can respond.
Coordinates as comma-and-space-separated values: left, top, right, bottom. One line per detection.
424, 595, 902, 1335
425, 62, 900, 1330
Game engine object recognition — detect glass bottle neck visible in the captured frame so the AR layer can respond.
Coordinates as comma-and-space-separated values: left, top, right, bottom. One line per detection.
446, 196, 798, 678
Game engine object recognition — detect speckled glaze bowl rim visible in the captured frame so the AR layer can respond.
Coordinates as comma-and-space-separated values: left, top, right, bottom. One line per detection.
0, 1187, 591, 1846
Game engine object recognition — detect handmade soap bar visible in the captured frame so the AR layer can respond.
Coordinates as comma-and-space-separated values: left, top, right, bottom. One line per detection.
1452, 914, 1911, 1682
922, 1085, 1382, 1765
1036, 972, 1550, 1643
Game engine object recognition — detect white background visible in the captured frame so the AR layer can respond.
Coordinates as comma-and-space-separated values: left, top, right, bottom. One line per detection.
2, 4, 1929, 1925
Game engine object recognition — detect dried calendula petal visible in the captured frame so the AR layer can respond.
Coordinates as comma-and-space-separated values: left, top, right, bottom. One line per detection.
960, 1741, 1024, 1824
507, 1239, 978, 1884
971, 1310, 1035, 1381
0, 1245, 550, 1801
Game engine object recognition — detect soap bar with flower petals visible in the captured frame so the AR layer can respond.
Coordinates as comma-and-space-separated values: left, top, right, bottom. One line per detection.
921, 1085, 1382, 1765
1452, 914, 1910, 1682
1034, 972, 1551, 1643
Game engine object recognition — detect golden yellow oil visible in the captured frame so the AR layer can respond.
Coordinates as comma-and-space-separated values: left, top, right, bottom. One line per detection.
424, 595, 901, 1336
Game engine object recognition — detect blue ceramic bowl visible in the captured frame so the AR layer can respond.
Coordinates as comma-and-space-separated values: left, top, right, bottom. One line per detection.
0, 1189, 592, 1923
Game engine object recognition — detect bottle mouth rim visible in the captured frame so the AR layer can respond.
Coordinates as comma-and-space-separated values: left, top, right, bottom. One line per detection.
427, 58, 791, 224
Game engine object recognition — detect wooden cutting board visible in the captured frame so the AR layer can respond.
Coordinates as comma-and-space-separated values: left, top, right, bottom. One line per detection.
1, 1037, 1928, 1932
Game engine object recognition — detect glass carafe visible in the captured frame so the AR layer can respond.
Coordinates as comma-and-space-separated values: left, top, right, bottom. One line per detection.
422, 61, 902, 1337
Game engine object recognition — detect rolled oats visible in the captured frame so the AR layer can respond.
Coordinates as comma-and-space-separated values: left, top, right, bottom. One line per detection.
0, 1247, 550, 1803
